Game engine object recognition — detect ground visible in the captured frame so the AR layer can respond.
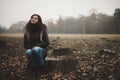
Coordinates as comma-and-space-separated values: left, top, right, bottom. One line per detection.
0, 34, 120, 80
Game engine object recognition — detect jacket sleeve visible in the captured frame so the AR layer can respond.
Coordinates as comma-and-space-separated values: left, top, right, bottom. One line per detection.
37, 28, 49, 48
24, 32, 33, 49
41, 30, 49, 48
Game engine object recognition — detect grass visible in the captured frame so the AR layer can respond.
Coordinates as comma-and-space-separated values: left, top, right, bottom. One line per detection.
0, 33, 120, 80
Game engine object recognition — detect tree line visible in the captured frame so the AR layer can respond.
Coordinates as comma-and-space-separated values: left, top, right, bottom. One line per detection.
0, 8, 120, 34
0, 21, 26, 33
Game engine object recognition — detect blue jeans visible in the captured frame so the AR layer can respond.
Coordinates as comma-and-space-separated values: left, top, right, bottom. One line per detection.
26, 47, 45, 69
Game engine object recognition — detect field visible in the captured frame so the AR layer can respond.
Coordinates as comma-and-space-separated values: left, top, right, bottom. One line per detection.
0, 34, 120, 80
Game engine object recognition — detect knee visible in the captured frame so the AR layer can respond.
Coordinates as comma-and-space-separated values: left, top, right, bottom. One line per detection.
26, 49, 32, 56
32, 46, 43, 53
26, 49, 32, 55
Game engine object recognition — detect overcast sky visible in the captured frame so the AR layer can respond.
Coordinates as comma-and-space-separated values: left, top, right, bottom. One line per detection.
0, 0, 120, 28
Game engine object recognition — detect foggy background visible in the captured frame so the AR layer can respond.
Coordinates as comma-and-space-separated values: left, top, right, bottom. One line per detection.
0, 0, 120, 34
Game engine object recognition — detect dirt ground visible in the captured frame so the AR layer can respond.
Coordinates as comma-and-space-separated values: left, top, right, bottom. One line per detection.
0, 34, 120, 80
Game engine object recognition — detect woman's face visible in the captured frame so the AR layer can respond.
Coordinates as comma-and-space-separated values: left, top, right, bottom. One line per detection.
30, 15, 39, 24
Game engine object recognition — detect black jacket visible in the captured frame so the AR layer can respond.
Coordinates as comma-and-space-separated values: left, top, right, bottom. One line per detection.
24, 24, 49, 49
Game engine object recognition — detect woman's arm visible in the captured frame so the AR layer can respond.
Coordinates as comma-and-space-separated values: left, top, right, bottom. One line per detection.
24, 32, 33, 49
41, 30, 49, 48
37, 29, 49, 48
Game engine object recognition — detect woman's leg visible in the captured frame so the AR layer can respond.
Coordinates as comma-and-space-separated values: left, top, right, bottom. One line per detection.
32, 47, 45, 66
26, 49, 36, 68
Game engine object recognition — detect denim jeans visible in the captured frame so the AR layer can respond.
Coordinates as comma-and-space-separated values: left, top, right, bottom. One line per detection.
26, 46, 45, 69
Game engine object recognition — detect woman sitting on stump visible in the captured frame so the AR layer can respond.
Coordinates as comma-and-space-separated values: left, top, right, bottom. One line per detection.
24, 14, 49, 70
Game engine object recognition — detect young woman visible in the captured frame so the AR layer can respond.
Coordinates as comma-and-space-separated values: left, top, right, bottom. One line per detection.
24, 14, 49, 70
